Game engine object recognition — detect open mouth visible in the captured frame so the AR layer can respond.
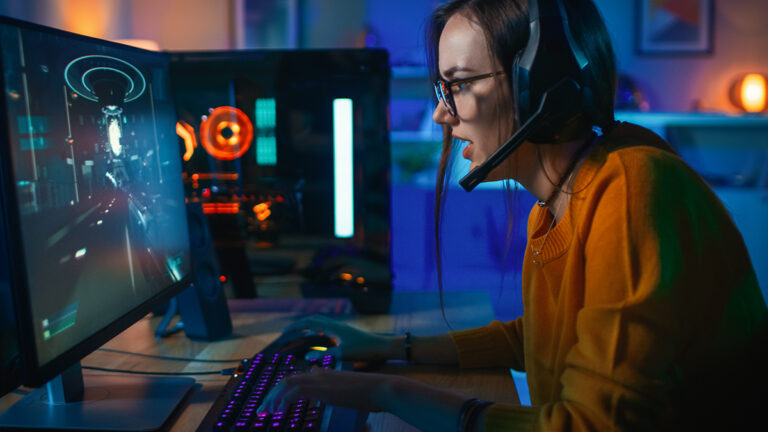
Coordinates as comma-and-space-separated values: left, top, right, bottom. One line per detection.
454, 136, 473, 160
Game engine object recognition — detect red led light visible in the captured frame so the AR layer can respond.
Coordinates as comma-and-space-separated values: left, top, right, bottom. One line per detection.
199, 106, 253, 160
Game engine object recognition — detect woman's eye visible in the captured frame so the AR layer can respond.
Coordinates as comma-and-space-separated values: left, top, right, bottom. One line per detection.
453, 82, 469, 91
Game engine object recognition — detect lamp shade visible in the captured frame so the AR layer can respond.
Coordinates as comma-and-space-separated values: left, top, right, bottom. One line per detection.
730, 73, 767, 113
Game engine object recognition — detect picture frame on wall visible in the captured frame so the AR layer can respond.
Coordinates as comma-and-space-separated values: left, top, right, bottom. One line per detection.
636, 0, 714, 54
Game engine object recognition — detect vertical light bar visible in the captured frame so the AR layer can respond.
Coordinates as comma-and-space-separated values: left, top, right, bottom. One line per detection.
255, 98, 277, 165
333, 98, 353, 238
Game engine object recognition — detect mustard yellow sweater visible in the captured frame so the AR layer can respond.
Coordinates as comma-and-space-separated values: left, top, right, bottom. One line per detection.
450, 123, 767, 431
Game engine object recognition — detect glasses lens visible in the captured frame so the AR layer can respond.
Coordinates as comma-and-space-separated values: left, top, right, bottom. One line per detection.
433, 81, 443, 103
434, 80, 455, 116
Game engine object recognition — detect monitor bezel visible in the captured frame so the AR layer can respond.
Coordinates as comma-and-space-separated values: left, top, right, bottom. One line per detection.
0, 15, 194, 388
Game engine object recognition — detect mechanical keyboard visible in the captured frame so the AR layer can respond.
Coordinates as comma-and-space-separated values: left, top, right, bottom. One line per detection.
196, 340, 367, 432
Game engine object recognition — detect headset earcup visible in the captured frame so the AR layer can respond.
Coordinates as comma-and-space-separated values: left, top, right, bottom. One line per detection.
511, 52, 530, 129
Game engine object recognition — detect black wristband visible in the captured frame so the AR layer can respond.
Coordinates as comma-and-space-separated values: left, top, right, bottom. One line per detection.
466, 401, 493, 432
457, 398, 480, 432
457, 398, 493, 432
403, 332, 413, 363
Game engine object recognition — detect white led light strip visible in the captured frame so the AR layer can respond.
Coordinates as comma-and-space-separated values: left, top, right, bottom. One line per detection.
333, 99, 354, 239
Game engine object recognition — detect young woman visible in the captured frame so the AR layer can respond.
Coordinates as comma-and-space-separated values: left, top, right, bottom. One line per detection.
257, 0, 768, 430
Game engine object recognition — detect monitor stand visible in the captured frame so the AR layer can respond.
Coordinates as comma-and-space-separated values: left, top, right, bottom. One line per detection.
0, 362, 194, 431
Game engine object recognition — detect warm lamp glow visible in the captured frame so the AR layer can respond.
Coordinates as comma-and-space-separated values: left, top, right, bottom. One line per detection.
741, 74, 766, 112
731, 73, 767, 113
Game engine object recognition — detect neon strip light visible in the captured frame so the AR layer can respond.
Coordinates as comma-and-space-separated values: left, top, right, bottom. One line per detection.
202, 203, 240, 214
176, 121, 197, 161
256, 136, 277, 165
255, 98, 277, 166
333, 98, 353, 239
189, 173, 238, 181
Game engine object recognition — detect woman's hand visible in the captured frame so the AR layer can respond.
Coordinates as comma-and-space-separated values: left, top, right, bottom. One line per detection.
256, 368, 392, 414
282, 315, 403, 361
256, 368, 469, 431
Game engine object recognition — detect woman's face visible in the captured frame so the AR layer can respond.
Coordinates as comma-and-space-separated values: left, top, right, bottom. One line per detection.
432, 12, 517, 181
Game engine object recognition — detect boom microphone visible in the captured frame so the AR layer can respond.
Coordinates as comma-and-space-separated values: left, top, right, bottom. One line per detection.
458, 78, 582, 191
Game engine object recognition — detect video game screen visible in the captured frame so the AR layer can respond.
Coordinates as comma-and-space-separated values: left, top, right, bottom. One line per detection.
0, 21, 191, 367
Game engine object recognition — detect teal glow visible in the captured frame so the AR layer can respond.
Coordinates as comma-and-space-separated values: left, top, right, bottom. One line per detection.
166, 256, 183, 282
256, 136, 277, 165
333, 98, 354, 239
255, 98, 276, 128
255, 98, 277, 166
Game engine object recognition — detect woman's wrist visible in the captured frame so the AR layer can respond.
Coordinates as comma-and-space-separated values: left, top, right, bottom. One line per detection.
372, 334, 405, 361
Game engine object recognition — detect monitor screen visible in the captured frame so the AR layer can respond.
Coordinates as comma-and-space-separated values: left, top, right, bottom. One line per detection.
170, 50, 391, 296
0, 16, 191, 386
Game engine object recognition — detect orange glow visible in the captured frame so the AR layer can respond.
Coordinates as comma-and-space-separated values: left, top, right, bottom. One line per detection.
192, 173, 239, 181
199, 107, 253, 160
355, 276, 365, 284
339, 272, 353, 281
253, 202, 272, 221
53, 0, 113, 38
177, 121, 197, 162
741, 74, 767, 112
731, 73, 768, 113
202, 203, 240, 214
215, 121, 242, 146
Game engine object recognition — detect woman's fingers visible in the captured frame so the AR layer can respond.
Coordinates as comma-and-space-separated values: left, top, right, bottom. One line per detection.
257, 367, 325, 414
282, 315, 338, 334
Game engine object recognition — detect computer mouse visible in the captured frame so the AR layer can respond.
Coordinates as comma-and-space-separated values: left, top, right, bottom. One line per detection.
268, 330, 338, 357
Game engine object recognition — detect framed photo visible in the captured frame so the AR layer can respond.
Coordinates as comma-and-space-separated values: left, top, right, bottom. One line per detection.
636, 0, 714, 54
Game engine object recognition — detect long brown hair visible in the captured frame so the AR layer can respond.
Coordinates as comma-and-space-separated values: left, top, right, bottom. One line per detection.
426, 0, 617, 323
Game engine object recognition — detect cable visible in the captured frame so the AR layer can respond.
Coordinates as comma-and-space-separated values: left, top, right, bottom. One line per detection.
97, 347, 242, 363
82, 365, 236, 376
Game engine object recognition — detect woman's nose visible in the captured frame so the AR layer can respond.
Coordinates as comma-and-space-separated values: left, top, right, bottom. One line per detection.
432, 102, 456, 126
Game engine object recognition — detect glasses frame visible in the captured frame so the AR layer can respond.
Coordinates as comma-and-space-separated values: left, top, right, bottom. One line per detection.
433, 71, 505, 117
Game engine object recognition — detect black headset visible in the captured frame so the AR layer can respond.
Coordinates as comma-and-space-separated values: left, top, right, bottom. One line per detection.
459, 0, 595, 191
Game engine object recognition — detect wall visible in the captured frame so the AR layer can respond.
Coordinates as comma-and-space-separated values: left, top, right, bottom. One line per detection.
347, 0, 768, 113
0, 0, 235, 50
596, 0, 768, 113
2, 0, 765, 109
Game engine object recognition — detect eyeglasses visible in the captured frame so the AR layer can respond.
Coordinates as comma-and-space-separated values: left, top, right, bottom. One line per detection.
433, 71, 505, 117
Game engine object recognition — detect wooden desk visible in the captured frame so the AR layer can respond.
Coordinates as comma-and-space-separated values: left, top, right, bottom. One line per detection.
1, 291, 519, 431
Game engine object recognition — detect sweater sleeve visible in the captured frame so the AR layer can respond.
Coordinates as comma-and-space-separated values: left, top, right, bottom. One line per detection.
449, 317, 525, 371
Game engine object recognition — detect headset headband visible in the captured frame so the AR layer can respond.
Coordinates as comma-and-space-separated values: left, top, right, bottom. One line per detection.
513, 0, 592, 142
459, 0, 595, 190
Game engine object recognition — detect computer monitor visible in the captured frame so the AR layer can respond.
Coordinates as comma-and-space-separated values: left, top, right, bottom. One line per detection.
169, 50, 392, 303
0, 16, 194, 430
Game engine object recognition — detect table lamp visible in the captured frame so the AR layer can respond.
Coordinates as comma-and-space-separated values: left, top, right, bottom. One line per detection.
730, 73, 767, 113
